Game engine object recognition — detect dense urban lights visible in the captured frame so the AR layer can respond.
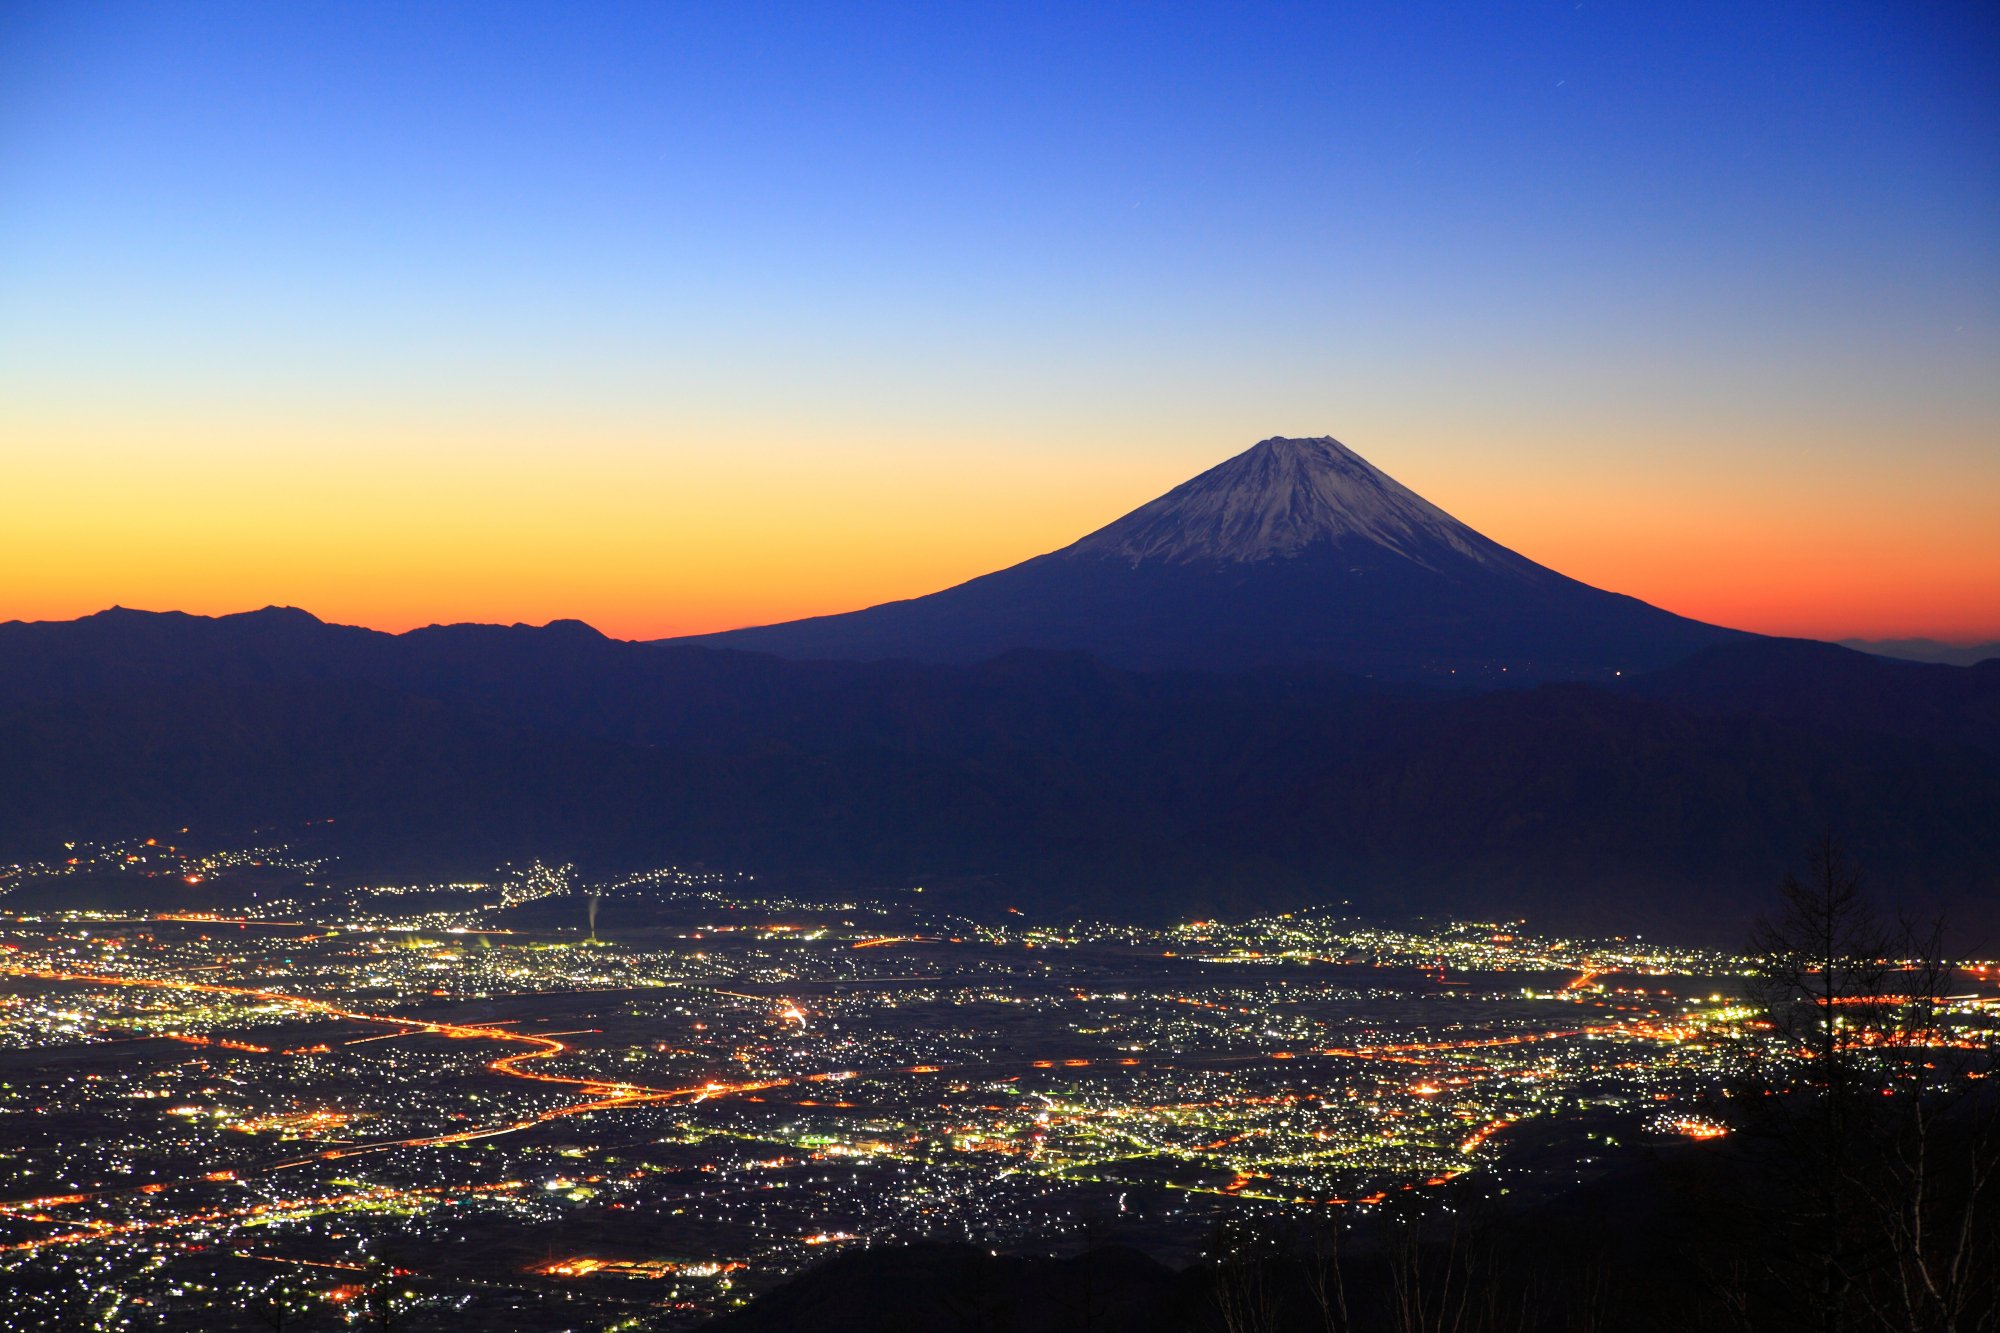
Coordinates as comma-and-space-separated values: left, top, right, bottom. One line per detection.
0, 836, 1993, 1328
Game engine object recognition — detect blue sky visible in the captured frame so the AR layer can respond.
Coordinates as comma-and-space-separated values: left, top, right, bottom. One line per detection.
3, 2, 1996, 638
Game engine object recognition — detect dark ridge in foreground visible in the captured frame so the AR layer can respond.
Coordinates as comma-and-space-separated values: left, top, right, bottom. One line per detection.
706, 1243, 1181, 1333
3, 606, 2000, 939
709, 1112, 2000, 1333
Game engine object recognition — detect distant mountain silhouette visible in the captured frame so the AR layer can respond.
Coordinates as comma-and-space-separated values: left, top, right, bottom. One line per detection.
2, 607, 1996, 939
1632, 637, 2000, 753
682, 437, 1746, 681
1842, 636, 2000, 668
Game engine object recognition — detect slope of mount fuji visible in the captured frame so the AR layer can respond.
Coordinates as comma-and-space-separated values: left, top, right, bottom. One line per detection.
681, 436, 1746, 682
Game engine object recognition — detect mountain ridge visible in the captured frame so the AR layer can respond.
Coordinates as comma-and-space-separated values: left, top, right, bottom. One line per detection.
1842, 637, 2000, 668
1, 607, 1997, 939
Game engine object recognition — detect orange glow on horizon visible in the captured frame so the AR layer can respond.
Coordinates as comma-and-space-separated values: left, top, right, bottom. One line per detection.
4, 406, 1995, 645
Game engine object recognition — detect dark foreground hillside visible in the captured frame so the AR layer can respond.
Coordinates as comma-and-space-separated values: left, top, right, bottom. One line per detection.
710, 1109, 2000, 1333
3, 609, 1999, 939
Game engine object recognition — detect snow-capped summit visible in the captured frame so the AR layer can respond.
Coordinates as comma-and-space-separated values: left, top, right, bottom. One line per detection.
677, 433, 1746, 681
1061, 435, 1533, 574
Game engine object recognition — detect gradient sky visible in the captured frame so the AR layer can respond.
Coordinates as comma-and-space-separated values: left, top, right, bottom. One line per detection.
4, 1, 1996, 642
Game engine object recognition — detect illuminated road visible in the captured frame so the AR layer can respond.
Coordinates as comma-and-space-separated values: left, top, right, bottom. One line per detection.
0, 964, 783, 1225
0, 959, 1655, 1255
1, 1181, 529, 1256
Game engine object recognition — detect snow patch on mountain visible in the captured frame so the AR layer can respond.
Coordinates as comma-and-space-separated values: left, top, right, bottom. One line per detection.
1060, 436, 1534, 574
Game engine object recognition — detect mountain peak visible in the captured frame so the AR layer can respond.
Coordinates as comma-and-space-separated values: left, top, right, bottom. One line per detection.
1059, 434, 1527, 572
680, 430, 1742, 680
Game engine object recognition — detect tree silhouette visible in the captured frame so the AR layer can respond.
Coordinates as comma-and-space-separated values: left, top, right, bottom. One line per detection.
1744, 836, 2000, 1333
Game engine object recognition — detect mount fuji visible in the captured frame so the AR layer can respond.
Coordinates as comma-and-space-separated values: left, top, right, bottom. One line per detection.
682, 436, 1746, 681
